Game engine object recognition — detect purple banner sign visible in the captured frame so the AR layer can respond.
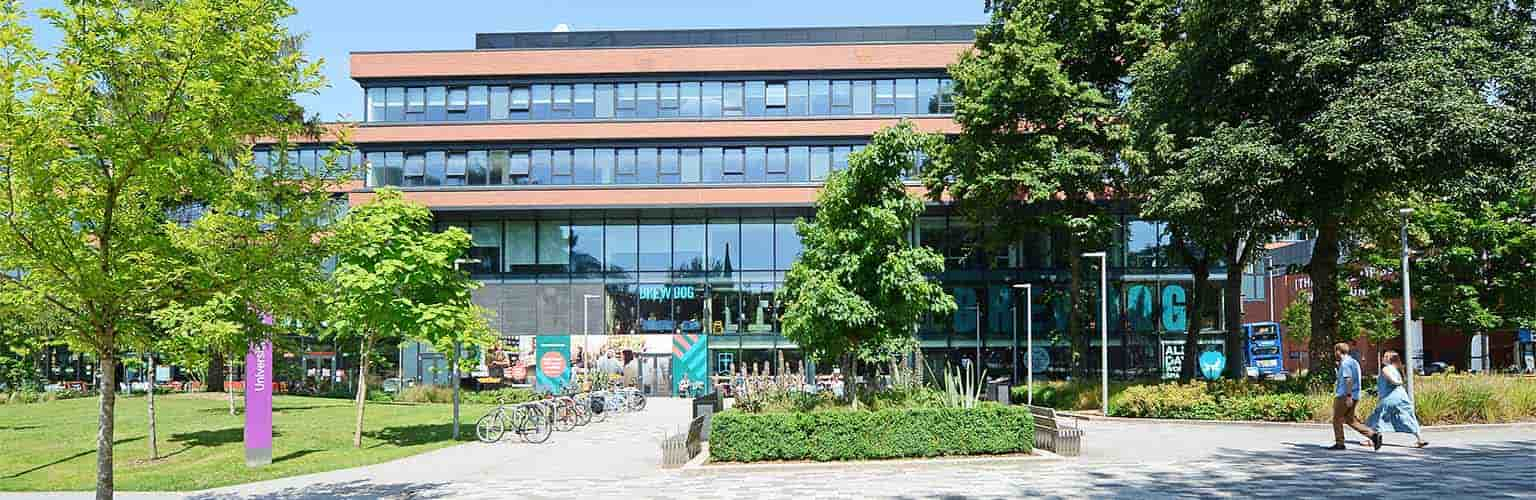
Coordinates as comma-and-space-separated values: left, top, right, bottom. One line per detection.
244, 339, 273, 467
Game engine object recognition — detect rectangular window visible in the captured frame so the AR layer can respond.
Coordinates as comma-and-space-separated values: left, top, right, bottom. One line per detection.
488, 86, 508, 120
787, 80, 809, 115
833, 146, 852, 172
573, 148, 594, 184
767, 147, 788, 174
874, 80, 896, 114
745, 80, 767, 116
552, 149, 572, 183
489, 150, 509, 185
723, 81, 744, 116
574, 84, 595, 118
616, 83, 636, 110
467, 86, 489, 120
680, 82, 701, 116
938, 79, 956, 113
509, 151, 531, 184
446, 152, 467, 186
919, 78, 940, 113
810, 146, 832, 181
680, 148, 701, 183
616, 148, 637, 175
505, 221, 536, 267
832, 80, 852, 108
531, 149, 551, 184
537, 221, 570, 266
385, 87, 405, 121
510, 86, 532, 111
595, 84, 614, 118
426, 86, 447, 121
766, 82, 788, 108
659, 82, 679, 116
531, 84, 551, 119
366, 88, 385, 122
406, 87, 426, 114
636, 82, 658, 118
658, 148, 680, 183
852, 80, 873, 114
745, 146, 766, 181
403, 153, 423, 187
701, 147, 723, 183
379, 152, 402, 186
788, 146, 810, 181
702, 81, 723, 117
809, 80, 831, 115
359, 151, 378, 185
552, 84, 573, 111
425, 151, 446, 186
895, 79, 917, 114
447, 88, 468, 112
595, 148, 615, 184
636, 147, 657, 183
723, 148, 745, 175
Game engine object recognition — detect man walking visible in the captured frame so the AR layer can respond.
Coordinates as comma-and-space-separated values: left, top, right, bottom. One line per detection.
1330, 342, 1382, 450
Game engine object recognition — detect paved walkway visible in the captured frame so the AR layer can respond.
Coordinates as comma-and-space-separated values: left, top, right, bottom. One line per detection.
9, 413, 1533, 499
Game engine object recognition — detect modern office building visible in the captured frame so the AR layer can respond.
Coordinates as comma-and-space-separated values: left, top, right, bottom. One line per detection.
263, 25, 1235, 395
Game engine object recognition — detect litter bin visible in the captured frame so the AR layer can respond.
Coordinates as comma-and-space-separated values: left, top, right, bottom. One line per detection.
994, 382, 1012, 405
693, 392, 719, 441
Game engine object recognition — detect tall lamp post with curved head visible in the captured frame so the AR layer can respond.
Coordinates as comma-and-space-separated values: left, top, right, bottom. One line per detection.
1399, 208, 1416, 396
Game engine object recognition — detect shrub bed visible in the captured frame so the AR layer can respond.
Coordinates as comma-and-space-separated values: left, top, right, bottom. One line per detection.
461, 387, 540, 405
709, 404, 1033, 463
1109, 382, 1313, 422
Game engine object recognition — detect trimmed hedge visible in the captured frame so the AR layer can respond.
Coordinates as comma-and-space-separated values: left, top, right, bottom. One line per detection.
1110, 382, 1312, 421
709, 404, 1033, 463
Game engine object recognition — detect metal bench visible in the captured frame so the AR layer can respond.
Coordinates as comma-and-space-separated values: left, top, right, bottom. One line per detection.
660, 415, 708, 468
1029, 405, 1083, 457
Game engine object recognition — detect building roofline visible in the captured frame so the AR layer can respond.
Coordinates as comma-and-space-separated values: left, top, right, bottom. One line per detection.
470, 24, 980, 51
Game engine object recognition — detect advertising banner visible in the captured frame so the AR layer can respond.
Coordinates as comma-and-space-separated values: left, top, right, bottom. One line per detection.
244, 339, 273, 467
534, 335, 571, 393
672, 333, 708, 396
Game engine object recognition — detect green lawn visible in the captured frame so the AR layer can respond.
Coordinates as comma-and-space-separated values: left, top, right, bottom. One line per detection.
0, 393, 494, 492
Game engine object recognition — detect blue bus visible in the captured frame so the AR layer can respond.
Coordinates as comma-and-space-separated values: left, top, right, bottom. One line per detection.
1242, 322, 1285, 377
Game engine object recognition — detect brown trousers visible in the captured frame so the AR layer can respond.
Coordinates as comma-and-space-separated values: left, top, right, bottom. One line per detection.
1333, 395, 1375, 444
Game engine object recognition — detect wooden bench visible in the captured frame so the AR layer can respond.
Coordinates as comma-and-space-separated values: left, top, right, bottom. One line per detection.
1029, 405, 1083, 457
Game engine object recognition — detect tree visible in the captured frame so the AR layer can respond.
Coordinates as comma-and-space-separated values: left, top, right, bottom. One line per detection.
781, 122, 956, 401
325, 188, 494, 447
0, 1, 325, 496
1116, 0, 1536, 367
925, 0, 1137, 376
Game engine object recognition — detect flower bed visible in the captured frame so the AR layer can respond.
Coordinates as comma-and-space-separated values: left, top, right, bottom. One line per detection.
709, 403, 1034, 463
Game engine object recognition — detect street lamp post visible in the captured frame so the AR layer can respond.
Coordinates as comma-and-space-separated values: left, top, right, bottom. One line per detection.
1399, 208, 1416, 396
1083, 251, 1108, 414
450, 257, 480, 441
1266, 255, 1276, 323
1012, 283, 1032, 405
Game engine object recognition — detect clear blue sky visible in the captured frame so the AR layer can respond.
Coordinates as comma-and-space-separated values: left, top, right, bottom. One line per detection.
21, 0, 988, 121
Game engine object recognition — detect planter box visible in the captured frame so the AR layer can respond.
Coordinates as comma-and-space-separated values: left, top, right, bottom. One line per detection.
709, 404, 1034, 463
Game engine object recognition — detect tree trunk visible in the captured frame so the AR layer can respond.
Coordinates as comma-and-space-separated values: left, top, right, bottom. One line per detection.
207, 352, 225, 393
353, 336, 373, 448
1223, 238, 1251, 379
1181, 259, 1209, 381
1067, 237, 1085, 378
95, 352, 117, 500
1308, 218, 1344, 373
146, 352, 158, 461
226, 359, 236, 416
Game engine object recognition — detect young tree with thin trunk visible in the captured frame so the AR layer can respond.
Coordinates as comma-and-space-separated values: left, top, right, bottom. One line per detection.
325, 189, 495, 447
780, 121, 957, 405
0, 2, 325, 497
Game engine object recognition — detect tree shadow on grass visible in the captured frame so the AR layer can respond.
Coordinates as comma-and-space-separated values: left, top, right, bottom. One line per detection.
0, 425, 40, 431
169, 427, 285, 448
186, 479, 457, 500
362, 423, 466, 448
273, 449, 323, 463
1, 436, 144, 479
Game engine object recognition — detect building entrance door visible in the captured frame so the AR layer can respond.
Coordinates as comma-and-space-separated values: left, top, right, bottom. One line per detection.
640, 354, 672, 396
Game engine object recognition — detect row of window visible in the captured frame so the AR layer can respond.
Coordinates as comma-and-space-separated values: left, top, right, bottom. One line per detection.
363, 144, 903, 188
363, 77, 955, 123
251, 148, 362, 179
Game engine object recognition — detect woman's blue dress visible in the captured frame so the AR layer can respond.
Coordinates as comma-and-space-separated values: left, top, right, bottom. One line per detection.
1366, 367, 1423, 435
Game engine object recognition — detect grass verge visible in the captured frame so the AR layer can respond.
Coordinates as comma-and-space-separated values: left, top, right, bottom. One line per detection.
0, 393, 493, 492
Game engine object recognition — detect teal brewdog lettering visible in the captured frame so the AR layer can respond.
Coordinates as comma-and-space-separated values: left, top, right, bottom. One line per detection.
245, 313, 275, 467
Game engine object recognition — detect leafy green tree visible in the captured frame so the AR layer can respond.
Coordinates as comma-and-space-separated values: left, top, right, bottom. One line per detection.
0, 1, 328, 496
1114, 0, 1536, 367
925, 0, 1136, 375
325, 188, 495, 447
781, 121, 956, 401
1125, 2, 1293, 378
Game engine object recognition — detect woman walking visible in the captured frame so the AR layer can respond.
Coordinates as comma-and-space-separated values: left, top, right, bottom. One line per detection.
1366, 350, 1429, 448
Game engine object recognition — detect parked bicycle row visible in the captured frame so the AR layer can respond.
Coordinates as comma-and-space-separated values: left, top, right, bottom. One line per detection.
475, 386, 647, 444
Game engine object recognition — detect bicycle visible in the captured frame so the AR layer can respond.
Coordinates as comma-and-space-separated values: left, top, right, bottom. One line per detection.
475, 398, 552, 444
